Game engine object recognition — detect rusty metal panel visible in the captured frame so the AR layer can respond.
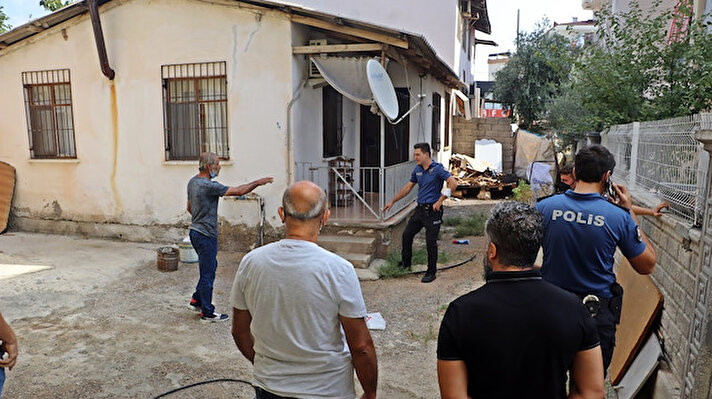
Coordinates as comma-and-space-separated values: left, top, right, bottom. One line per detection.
0, 161, 16, 234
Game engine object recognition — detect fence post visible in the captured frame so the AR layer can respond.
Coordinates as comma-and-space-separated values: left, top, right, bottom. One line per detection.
629, 122, 640, 188
682, 129, 712, 398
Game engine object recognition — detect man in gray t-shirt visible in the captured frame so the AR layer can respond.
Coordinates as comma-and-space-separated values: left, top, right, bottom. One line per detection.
187, 152, 272, 322
231, 181, 378, 399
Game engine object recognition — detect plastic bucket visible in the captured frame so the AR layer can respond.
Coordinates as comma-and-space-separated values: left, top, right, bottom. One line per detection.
157, 247, 179, 272
178, 237, 199, 263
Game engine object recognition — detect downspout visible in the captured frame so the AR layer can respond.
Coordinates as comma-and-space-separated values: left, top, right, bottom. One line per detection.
87, 0, 115, 80
287, 79, 307, 184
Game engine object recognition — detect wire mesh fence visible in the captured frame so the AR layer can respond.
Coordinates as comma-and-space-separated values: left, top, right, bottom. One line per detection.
603, 113, 710, 226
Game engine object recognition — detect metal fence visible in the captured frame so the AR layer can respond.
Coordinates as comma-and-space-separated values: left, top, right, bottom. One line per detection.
295, 160, 417, 221
603, 113, 711, 226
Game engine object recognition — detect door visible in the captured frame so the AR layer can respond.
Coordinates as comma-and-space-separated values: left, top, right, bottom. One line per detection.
360, 88, 410, 192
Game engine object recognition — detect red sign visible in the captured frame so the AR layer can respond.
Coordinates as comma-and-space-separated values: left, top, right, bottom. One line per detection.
480, 108, 510, 118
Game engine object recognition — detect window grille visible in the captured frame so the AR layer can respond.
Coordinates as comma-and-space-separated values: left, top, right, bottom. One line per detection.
161, 61, 229, 160
22, 69, 77, 159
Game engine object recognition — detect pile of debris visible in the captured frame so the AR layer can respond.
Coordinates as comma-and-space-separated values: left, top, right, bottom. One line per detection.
449, 154, 518, 199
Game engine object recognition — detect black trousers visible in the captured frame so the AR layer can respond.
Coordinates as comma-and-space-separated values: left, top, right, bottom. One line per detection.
254, 387, 296, 399
402, 204, 443, 274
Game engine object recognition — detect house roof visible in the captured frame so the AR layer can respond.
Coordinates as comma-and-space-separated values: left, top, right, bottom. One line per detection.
0, 0, 465, 88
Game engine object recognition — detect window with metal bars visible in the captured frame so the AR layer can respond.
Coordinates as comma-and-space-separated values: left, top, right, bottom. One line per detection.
22, 69, 77, 159
161, 61, 229, 160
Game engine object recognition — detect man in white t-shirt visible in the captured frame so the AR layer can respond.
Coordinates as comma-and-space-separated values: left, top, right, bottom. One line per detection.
230, 181, 378, 399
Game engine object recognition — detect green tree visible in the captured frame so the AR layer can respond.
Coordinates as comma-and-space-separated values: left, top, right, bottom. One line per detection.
492, 20, 577, 132
0, 6, 11, 33
40, 0, 73, 12
550, 0, 712, 139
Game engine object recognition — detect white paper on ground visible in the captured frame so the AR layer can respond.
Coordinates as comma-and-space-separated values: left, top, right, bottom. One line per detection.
365, 312, 386, 330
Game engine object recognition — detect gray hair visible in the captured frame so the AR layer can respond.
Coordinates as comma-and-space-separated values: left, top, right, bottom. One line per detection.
485, 201, 543, 268
198, 152, 218, 171
282, 185, 328, 221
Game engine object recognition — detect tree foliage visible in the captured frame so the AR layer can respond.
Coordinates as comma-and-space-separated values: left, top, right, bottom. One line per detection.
0, 6, 11, 33
494, 1, 712, 150
40, 0, 73, 12
492, 20, 577, 132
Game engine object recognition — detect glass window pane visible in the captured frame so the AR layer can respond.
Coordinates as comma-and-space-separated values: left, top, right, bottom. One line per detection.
168, 80, 196, 102
54, 84, 72, 105
31, 86, 52, 106
199, 77, 226, 101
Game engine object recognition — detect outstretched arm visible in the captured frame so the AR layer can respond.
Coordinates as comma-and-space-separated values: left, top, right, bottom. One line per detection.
225, 177, 274, 196
383, 182, 416, 212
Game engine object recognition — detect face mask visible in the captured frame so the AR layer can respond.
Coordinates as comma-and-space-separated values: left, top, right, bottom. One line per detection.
209, 170, 217, 179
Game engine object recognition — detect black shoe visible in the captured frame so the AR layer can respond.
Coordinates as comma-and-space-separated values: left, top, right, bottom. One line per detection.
397, 261, 409, 270
200, 312, 229, 322
187, 298, 201, 313
421, 273, 436, 283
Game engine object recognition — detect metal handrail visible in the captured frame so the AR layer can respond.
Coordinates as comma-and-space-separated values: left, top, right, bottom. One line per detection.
330, 167, 381, 219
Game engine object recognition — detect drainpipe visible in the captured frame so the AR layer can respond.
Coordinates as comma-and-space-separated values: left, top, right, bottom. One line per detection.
87, 0, 115, 80
287, 79, 307, 184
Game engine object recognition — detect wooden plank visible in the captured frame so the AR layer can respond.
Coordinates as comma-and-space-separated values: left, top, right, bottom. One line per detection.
0, 43, 7, 49
26, 25, 44, 33
292, 43, 383, 54
610, 258, 664, 385
0, 161, 16, 234
290, 14, 408, 49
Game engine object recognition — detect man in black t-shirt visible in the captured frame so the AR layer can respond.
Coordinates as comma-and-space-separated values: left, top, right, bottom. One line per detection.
437, 201, 605, 399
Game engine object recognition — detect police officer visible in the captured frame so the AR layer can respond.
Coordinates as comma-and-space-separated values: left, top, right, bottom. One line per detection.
384, 143, 458, 283
536, 145, 657, 372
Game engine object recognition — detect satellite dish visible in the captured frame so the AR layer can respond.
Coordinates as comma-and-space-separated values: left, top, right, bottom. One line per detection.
366, 59, 399, 121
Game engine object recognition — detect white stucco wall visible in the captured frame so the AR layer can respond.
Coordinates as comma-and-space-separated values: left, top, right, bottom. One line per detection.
0, 0, 292, 229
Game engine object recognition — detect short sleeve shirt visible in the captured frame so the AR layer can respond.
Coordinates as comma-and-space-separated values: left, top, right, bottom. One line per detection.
230, 239, 367, 399
187, 176, 229, 238
409, 162, 451, 204
536, 190, 647, 297
437, 269, 599, 399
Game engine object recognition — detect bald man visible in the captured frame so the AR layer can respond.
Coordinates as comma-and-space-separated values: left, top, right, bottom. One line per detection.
231, 181, 378, 399
187, 152, 272, 322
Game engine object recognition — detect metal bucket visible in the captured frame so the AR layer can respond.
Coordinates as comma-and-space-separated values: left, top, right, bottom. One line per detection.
157, 247, 179, 272
178, 237, 199, 263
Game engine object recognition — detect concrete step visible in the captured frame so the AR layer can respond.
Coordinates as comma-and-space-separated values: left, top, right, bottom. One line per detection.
340, 252, 373, 269
318, 235, 375, 254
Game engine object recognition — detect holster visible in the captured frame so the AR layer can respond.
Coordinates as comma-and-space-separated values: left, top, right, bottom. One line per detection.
609, 282, 624, 324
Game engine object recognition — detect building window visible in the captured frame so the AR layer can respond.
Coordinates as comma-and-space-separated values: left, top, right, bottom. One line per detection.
431, 93, 441, 152
162, 62, 228, 160
323, 86, 343, 158
444, 92, 451, 148
22, 69, 76, 159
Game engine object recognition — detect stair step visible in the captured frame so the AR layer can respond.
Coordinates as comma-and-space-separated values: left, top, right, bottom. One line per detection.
340, 252, 373, 269
318, 235, 375, 254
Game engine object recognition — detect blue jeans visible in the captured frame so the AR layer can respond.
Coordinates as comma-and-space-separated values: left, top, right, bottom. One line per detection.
189, 230, 218, 316
0, 367, 5, 398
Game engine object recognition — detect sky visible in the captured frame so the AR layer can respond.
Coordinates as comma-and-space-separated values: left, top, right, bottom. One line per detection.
474, 0, 593, 80
1, 0, 51, 28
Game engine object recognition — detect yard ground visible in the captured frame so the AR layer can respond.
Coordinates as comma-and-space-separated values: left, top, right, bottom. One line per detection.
0, 200, 492, 398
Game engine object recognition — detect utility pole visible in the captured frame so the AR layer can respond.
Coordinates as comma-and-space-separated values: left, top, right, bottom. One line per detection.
516, 9, 520, 50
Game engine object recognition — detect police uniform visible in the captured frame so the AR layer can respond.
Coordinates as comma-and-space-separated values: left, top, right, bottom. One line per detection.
401, 161, 451, 276
536, 190, 646, 370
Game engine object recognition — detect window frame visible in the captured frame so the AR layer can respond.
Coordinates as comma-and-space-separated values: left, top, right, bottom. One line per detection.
22, 69, 77, 159
431, 92, 442, 152
322, 85, 343, 158
161, 61, 229, 161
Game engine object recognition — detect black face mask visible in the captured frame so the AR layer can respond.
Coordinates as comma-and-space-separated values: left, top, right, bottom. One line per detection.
557, 181, 572, 193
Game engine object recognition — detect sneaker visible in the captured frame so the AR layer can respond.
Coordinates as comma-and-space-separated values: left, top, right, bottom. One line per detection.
200, 312, 229, 322
421, 273, 436, 283
188, 299, 201, 312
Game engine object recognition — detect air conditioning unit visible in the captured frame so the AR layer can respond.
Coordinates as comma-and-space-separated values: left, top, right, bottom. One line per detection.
308, 39, 327, 78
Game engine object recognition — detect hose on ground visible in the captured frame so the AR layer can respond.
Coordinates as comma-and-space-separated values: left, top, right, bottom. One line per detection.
407, 251, 478, 275
153, 378, 254, 399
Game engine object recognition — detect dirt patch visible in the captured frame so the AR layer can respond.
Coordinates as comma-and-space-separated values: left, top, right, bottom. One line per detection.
2, 207, 493, 398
